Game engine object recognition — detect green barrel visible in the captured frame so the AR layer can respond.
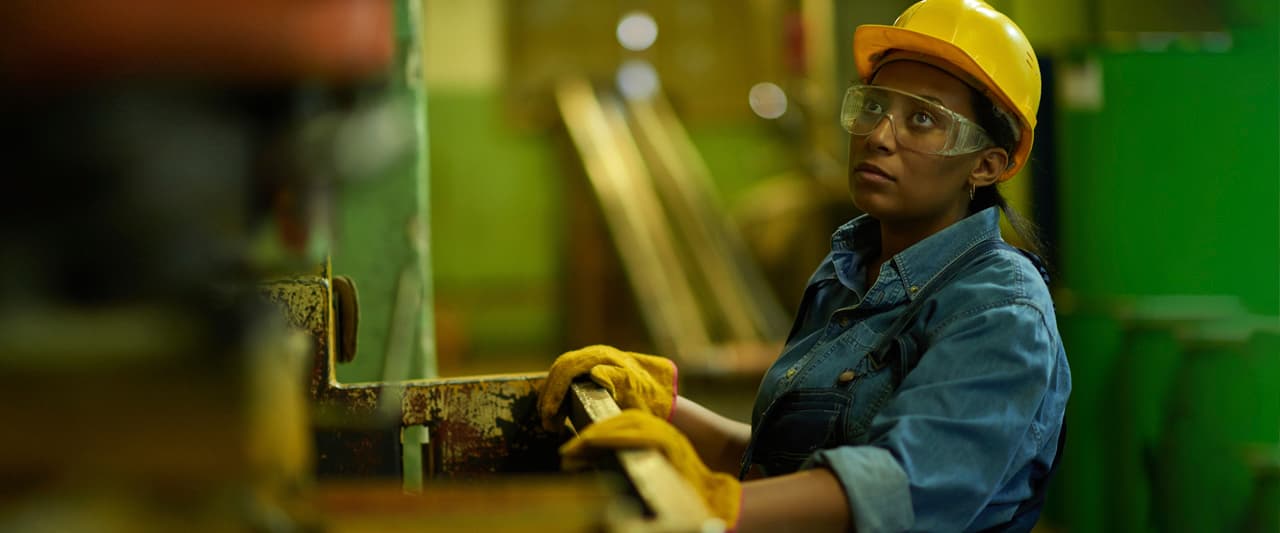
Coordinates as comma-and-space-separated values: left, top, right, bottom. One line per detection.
1104, 296, 1247, 532
1247, 327, 1280, 533
1242, 445, 1280, 533
1151, 316, 1280, 531
1048, 292, 1124, 532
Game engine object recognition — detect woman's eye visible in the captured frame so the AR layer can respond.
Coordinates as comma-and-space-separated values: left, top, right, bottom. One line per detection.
863, 100, 884, 114
910, 112, 936, 128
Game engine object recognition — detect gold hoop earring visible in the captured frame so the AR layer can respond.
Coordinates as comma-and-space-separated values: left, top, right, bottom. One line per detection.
969, 183, 976, 201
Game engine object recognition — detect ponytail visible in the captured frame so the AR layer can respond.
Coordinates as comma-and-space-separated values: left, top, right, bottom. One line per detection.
970, 185, 1046, 261
969, 90, 1047, 262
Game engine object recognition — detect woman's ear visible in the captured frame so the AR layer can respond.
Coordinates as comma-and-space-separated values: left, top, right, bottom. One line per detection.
969, 147, 1008, 188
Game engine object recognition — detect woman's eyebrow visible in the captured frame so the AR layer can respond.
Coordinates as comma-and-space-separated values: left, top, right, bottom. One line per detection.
915, 93, 945, 105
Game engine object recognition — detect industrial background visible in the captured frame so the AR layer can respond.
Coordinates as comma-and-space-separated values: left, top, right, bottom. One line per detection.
2, 0, 1277, 531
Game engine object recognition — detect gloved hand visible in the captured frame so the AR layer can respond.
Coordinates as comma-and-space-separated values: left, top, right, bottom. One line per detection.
538, 345, 677, 431
560, 409, 741, 528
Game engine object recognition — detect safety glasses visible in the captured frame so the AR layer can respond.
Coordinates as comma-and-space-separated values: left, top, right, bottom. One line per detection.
841, 84, 992, 156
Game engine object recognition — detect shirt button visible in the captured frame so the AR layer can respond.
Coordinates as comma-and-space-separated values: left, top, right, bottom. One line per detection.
785, 367, 798, 379
838, 369, 857, 383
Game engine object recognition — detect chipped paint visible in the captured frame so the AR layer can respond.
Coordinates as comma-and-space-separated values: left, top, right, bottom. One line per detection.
259, 276, 332, 398
311, 376, 562, 476
262, 269, 711, 529
263, 274, 562, 477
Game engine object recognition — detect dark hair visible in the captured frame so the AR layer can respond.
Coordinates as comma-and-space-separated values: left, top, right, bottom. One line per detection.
968, 90, 1046, 261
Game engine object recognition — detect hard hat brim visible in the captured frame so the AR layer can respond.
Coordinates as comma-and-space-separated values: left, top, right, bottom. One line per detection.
853, 24, 1033, 180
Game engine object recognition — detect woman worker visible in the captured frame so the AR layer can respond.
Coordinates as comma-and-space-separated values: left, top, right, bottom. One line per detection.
538, 0, 1071, 531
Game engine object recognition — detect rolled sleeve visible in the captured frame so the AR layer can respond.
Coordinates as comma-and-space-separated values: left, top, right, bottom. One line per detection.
809, 301, 1057, 532
804, 445, 914, 533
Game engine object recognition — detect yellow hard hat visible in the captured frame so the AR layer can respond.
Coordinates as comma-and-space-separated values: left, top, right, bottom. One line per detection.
853, 0, 1040, 180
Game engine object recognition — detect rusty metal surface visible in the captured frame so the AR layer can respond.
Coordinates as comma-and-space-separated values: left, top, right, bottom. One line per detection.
306, 375, 562, 477
403, 375, 560, 476
263, 272, 722, 531
260, 275, 333, 399
262, 273, 562, 477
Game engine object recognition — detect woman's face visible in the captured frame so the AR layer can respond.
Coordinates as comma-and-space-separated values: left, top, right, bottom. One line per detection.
847, 60, 998, 225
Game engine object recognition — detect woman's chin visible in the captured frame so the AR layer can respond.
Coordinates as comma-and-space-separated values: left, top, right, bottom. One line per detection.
850, 188, 893, 218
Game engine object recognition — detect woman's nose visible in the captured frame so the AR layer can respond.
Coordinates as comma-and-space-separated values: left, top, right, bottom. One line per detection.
864, 115, 896, 153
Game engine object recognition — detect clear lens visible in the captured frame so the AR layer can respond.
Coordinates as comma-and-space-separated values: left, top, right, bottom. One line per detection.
841, 85, 991, 155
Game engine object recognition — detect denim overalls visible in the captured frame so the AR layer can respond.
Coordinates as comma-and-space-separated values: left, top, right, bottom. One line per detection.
739, 209, 1070, 532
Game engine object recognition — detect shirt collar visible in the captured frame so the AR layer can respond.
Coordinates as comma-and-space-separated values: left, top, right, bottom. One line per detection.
829, 213, 880, 293
829, 207, 1004, 300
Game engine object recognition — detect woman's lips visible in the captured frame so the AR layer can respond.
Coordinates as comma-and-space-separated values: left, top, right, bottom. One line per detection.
854, 162, 895, 184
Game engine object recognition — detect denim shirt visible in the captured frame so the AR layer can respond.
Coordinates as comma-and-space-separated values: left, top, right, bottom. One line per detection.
746, 207, 1071, 532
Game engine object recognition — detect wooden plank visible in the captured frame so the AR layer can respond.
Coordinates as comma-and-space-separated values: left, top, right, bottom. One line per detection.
568, 382, 717, 532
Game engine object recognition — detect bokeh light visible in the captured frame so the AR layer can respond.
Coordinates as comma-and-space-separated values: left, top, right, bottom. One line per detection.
748, 82, 787, 119
616, 59, 659, 101
616, 11, 658, 52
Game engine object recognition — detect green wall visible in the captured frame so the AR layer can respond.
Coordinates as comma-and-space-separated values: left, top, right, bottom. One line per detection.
425, 88, 796, 366
427, 89, 565, 360
1058, 30, 1280, 314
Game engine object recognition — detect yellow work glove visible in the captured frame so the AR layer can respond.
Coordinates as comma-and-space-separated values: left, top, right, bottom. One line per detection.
560, 409, 741, 528
538, 345, 677, 431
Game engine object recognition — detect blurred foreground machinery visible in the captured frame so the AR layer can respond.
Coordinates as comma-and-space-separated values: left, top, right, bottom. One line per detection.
0, 1, 723, 531
264, 263, 723, 532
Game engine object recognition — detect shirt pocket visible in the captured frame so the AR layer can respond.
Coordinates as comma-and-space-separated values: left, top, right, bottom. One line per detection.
840, 364, 897, 445
839, 337, 909, 445
753, 388, 851, 475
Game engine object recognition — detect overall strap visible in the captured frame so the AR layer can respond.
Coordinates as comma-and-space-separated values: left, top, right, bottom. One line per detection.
866, 238, 1007, 372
